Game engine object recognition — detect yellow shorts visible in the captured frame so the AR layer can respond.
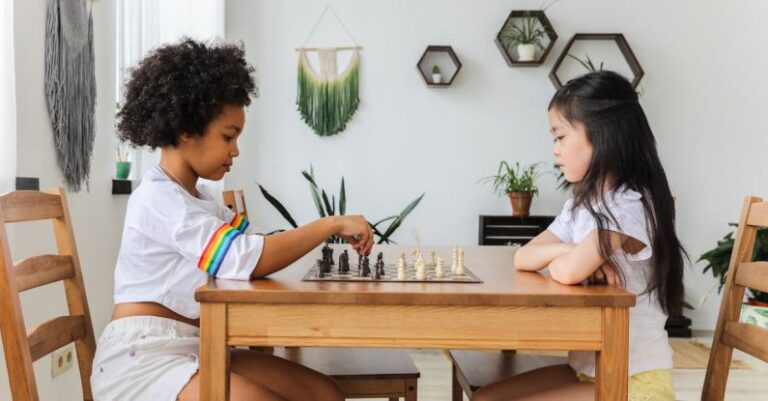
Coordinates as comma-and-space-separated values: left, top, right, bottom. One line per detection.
576, 369, 675, 401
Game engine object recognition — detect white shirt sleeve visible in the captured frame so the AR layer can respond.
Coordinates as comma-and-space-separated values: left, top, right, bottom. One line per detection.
547, 199, 575, 243
173, 203, 264, 280
602, 193, 653, 261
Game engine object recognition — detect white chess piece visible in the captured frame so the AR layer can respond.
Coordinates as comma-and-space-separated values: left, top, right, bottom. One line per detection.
398, 253, 407, 269
451, 246, 459, 273
456, 247, 465, 275
397, 264, 407, 280
435, 256, 445, 278
428, 251, 437, 268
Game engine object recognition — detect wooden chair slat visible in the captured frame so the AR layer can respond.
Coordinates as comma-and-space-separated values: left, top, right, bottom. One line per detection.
0, 191, 64, 223
746, 201, 768, 227
27, 315, 86, 363
15, 255, 75, 292
722, 322, 768, 363
734, 262, 768, 294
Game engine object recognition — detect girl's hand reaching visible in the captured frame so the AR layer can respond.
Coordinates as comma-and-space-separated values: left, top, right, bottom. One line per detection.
335, 215, 374, 255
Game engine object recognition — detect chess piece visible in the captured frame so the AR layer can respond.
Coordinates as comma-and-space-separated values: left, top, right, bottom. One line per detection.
397, 264, 407, 280
315, 259, 325, 278
361, 255, 371, 277
456, 247, 465, 275
435, 256, 445, 278
428, 251, 437, 268
399, 253, 407, 268
451, 246, 459, 273
371, 261, 381, 279
415, 259, 427, 280
377, 252, 384, 263
339, 250, 350, 273
376, 259, 386, 276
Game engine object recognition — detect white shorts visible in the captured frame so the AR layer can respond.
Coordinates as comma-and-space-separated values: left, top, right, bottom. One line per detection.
90, 316, 200, 401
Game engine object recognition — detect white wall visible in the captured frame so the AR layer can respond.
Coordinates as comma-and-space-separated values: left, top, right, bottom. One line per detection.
225, 0, 768, 331
1, 1, 120, 399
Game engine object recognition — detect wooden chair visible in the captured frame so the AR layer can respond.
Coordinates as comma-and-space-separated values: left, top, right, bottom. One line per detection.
0, 188, 97, 401
446, 350, 567, 400
222, 189, 420, 400
702, 196, 768, 401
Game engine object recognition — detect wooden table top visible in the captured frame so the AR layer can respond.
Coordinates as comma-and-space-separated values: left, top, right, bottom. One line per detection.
196, 244, 635, 308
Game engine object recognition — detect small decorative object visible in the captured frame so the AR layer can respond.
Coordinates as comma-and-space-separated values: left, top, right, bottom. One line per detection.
296, 6, 362, 137
417, 46, 462, 86
45, 0, 96, 192
550, 33, 644, 89
115, 144, 131, 180
258, 165, 425, 244
431, 65, 442, 84
481, 161, 542, 217
698, 226, 768, 327
495, 9, 558, 66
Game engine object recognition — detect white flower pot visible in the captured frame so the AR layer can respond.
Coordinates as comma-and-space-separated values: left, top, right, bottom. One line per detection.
432, 73, 442, 84
517, 44, 537, 62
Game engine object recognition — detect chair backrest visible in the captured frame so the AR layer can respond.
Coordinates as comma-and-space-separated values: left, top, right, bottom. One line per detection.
222, 189, 249, 220
0, 189, 96, 401
702, 196, 768, 401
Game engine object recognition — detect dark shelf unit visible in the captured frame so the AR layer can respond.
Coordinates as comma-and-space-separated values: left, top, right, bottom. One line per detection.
549, 33, 644, 89
416, 45, 462, 87
112, 179, 133, 195
478, 215, 555, 246
495, 10, 558, 67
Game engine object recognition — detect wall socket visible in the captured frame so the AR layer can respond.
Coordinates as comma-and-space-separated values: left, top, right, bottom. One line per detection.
51, 345, 75, 378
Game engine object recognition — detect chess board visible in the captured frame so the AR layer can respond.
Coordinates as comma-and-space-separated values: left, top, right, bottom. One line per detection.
302, 262, 483, 283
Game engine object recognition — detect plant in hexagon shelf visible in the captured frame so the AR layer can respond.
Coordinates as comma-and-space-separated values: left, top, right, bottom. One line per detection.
496, 10, 557, 66
417, 46, 462, 87
549, 33, 644, 89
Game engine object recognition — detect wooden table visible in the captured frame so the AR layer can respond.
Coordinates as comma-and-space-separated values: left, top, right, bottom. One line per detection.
196, 245, 635, 400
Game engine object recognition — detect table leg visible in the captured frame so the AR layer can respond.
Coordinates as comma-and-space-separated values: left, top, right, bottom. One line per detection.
596, 307, 629, 401
200, 303, 230, 401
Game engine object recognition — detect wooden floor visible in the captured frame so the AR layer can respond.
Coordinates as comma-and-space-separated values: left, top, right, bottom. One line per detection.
354, 333, 767, 401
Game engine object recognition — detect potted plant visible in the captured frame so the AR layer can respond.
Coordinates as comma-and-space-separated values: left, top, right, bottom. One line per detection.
567, 53, 604, 72
258, 166, 425, 244
499, 11, 547, 62
699, 226, 768, 328
482, 161, 541, 217
431, 65, 442, 84
115, 142, 131, 180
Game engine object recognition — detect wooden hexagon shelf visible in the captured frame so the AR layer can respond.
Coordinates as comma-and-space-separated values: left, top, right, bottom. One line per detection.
417, 45, 462, 87
549, 33, 644, 89
495, 10, 558, 67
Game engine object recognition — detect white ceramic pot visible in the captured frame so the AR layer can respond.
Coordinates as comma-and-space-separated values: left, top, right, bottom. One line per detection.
517, 44, 537, 62
432, 73, 442, 84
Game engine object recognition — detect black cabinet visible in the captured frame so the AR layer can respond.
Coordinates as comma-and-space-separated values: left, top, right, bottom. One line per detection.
478, 215, 555, 246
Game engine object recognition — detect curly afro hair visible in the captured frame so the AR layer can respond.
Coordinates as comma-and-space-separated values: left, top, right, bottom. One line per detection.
117, 38, 257, 149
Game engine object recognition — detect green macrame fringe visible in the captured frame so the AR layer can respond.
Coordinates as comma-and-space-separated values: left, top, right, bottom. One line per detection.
296, 55, 360, 136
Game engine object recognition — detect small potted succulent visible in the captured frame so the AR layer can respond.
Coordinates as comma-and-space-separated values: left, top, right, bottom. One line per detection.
499, 11, 547, 62
431, 65, 442, 84
482, 161, 541, 217
699, 226, 768, 328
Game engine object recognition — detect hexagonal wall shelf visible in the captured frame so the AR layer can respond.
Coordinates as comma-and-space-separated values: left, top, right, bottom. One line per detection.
417, 45, 462, 87
549, 33, 644, 89
495, 10, 558, 67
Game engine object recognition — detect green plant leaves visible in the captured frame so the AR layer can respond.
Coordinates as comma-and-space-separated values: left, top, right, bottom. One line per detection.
257, 184, 298, 228
699, 228, 768, 303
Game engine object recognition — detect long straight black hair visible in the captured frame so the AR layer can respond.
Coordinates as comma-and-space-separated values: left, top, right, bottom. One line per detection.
549, 71, 686, 315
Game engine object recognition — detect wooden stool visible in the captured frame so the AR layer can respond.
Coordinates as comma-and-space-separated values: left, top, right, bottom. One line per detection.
446, 350, 567, 400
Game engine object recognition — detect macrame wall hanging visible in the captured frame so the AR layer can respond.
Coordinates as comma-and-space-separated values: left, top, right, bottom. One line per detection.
45, 0, 96, 192
296, 6, 361, 137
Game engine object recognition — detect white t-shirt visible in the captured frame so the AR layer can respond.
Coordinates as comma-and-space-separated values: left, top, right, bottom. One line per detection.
547, 187, 674, 377
113, 165, 264, 319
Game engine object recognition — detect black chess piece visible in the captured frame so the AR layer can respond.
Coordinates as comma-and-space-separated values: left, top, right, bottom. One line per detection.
377, 252, 384, 263
339, 250, 350, 273
376, 259, 385, 276
315, 259, 325, 278
361, 255, 371, 277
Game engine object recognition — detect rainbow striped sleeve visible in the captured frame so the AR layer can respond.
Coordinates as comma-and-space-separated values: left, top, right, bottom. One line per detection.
229, 213, 250, 233
197, 223, 243, 276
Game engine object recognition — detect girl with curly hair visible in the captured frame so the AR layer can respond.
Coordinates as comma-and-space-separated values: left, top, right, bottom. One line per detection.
91, 39, 372, 401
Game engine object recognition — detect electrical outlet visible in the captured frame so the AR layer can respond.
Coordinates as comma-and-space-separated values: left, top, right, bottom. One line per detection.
51, 345, 75, 378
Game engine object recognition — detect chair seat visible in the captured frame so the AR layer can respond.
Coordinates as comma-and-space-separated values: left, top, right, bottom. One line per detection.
447, 350, 567, 397
273, 347, 420, 400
